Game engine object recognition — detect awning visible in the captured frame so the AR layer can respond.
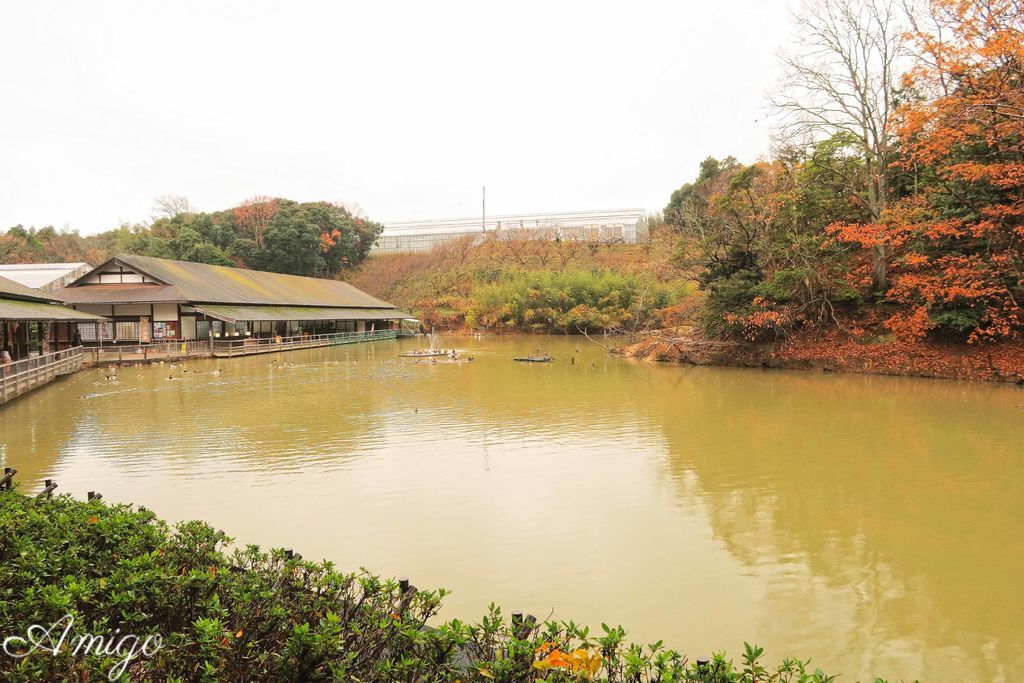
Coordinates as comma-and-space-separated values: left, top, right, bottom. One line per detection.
192, 304, 414, 323
0, 298, 107, 322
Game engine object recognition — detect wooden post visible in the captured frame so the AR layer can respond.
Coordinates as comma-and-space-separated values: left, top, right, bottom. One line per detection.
0, 467, 16, 490
514, 613, 536, 638
37, 479, 58, 498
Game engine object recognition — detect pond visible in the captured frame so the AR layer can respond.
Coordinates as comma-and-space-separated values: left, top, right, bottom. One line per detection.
1, 335, 1021, 681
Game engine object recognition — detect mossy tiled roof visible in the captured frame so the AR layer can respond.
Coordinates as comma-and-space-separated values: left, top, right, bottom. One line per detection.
61, 254, 398, 309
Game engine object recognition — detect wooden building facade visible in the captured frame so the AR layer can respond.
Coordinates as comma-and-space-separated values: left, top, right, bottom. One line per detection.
57, 254, 413, 344
0, 274, 105, 362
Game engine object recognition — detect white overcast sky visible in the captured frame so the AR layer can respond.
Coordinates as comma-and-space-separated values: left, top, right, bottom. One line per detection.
0, 1, 794, 234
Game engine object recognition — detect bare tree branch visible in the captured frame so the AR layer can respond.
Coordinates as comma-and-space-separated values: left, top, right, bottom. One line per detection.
770, 0, 910, 292
152, 195, 195, 219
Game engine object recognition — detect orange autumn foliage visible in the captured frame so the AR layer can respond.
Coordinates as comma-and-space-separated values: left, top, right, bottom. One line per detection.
724, 297, 796, 341
532, 642, 603, 678
830, 0, 1024, 342
233, 196, 279, 249
319, 228, 343, 252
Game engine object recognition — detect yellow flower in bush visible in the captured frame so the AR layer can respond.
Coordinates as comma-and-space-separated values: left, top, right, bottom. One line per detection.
533, 645, 602, 678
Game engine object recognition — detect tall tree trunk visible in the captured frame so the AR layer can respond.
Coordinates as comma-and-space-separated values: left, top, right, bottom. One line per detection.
871, 153, 890, 293
873, 244, 888, 292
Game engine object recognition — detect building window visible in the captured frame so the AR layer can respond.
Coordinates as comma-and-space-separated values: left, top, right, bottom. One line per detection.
79, 322, 114, 342
114, 321, 140, 340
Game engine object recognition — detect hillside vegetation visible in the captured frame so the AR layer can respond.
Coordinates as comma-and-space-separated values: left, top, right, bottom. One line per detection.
348, 229, 695, 334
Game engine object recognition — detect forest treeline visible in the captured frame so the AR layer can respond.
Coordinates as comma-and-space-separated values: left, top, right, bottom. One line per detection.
667, 0, 1022, 346
0, 197, 383, 278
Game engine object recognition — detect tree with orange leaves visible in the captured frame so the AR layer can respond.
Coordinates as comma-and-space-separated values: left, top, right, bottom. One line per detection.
233, 195, 278, 249
832, 0, 1023, 342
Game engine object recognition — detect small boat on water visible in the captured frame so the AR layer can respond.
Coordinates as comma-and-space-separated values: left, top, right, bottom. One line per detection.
513, 355, 554, 363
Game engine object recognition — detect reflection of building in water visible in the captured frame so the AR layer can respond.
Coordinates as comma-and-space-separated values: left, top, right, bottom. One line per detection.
373, 208, 648, 253
650, 370, 1024, 682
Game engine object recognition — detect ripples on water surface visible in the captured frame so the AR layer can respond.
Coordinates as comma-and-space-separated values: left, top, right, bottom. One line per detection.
2, 336, 1022, 682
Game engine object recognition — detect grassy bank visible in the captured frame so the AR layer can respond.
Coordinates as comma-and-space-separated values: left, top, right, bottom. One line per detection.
0, 488, 916, 682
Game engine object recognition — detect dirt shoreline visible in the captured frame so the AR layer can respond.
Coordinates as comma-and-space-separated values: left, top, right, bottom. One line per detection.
616, 330, 1024, 385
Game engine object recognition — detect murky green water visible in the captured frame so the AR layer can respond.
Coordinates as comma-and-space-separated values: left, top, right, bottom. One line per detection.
2, 336, 1022, 681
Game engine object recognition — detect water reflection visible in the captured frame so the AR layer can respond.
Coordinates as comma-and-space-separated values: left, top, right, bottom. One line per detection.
651, 367, 1024, 681
1, 337, 1021, 682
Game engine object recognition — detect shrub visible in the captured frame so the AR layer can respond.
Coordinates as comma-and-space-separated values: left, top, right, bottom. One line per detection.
473, 270, 679, 334
0, 489, 899, 682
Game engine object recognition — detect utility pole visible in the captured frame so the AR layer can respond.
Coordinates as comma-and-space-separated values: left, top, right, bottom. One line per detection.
482, 185, 486, 232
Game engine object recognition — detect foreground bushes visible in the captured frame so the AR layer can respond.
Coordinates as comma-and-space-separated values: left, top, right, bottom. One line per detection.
1, 490, 880, 682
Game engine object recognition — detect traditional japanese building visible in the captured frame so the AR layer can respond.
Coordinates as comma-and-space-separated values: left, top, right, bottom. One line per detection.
57, 254, 412, 344
0, 274, 104, 361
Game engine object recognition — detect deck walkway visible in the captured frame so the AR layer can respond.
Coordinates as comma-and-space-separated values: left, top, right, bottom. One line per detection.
0, 347, 83, 406
0, 331, 401, 407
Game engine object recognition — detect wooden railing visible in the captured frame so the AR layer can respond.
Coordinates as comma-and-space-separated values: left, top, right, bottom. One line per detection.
0, 347, 84, 406
211, 329, 398, 357
86, 339, 214, 364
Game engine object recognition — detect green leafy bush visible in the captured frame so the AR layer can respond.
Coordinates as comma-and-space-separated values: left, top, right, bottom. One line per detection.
0, 490, 903, 682
473, 269, 680, 334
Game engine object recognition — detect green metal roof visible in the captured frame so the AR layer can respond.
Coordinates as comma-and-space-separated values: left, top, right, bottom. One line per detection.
0, 297, 106, 321
193, 305, 414, 323
65, 254, 399, 309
